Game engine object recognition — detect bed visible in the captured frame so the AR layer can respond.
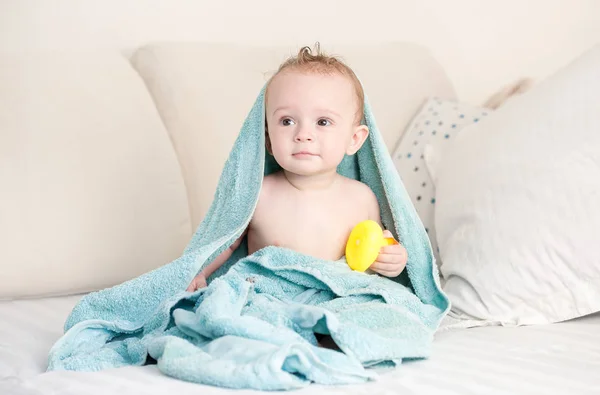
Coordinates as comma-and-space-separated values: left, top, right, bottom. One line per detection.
2, 295, 599, 394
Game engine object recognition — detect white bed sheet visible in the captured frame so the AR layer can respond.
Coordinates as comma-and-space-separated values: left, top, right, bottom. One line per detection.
1, 294, 599, 395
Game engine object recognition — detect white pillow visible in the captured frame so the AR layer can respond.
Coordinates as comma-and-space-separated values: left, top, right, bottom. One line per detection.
392, 98, 490, 268
435, 44, 600, 326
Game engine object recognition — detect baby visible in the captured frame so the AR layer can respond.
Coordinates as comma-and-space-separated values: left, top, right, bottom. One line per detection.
187, 45, 407, 292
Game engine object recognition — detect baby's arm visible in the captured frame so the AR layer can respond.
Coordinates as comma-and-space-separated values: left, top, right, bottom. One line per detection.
186, 229, 247, 292
365, 189, 408, 278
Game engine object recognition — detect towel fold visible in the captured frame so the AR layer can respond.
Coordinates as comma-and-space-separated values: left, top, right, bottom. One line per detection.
47, 86, 449, 390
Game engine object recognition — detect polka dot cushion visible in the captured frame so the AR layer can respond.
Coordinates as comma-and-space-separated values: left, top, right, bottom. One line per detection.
391, 97, 491, 269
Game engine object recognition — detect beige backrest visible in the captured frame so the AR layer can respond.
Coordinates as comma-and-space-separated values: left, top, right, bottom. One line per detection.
0, 52, 191, 299
130, 42, 456, 228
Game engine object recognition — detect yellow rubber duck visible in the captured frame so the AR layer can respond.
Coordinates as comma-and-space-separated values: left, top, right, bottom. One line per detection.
345, 220, 397, 272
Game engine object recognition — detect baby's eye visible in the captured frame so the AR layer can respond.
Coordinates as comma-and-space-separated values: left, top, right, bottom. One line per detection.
317, 118, 332, 127
281, 118, 295, 126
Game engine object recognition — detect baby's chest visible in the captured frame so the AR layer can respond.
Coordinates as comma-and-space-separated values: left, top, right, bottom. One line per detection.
252, 198, 367, 259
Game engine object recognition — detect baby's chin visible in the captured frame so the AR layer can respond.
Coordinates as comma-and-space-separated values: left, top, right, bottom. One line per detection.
280, 164, 339, 178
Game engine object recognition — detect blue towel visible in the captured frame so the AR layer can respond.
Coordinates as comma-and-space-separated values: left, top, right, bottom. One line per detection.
47, 86, 449, 390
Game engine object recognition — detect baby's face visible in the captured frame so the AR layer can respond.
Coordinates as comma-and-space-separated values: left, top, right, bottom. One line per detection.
265, 70, 362, 177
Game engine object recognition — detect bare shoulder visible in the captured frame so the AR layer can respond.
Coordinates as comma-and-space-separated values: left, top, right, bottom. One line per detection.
263, 171, 282, 186
253, 172, 281, 218
260, 171, 284, 196
339, 176, 377, 199
338, 176, 381, 220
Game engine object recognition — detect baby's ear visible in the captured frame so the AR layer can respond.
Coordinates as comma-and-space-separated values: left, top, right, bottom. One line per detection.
346, 125, 369, 155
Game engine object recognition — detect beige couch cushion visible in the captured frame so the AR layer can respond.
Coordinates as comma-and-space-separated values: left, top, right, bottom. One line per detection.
0, 51, 191, 299
130, 42, 456, 228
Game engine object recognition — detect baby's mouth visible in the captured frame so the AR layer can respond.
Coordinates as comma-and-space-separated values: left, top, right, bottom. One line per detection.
292, 151, 318, 158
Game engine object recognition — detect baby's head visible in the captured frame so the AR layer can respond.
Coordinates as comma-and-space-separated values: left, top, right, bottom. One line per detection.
264, 44, 369, 177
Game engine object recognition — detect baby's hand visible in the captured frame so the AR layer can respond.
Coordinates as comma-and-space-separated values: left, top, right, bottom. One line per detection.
370, 230, 408, 278
186, 272, 207, 292
185, 228, 248, 292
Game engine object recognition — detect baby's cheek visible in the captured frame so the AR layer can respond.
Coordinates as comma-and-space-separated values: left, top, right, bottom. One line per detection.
272, 138, 290, 155
325, 144, 349, 164
270, 144, 287, 164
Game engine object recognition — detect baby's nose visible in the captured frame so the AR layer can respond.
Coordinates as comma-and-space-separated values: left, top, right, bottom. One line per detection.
294, 127, 314, 142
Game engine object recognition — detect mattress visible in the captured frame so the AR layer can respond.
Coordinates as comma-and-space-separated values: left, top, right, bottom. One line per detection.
1, 294, 599, 395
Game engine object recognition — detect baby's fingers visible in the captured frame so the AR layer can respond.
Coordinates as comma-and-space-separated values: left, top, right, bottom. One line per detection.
186, 280, 197, 292
186, 274, 207, 292
375, 252, 400, 264
371, 260, 406, 277
380, 242, 408, 259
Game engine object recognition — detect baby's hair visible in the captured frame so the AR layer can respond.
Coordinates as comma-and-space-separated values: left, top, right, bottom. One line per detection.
266, 43, 365, 124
